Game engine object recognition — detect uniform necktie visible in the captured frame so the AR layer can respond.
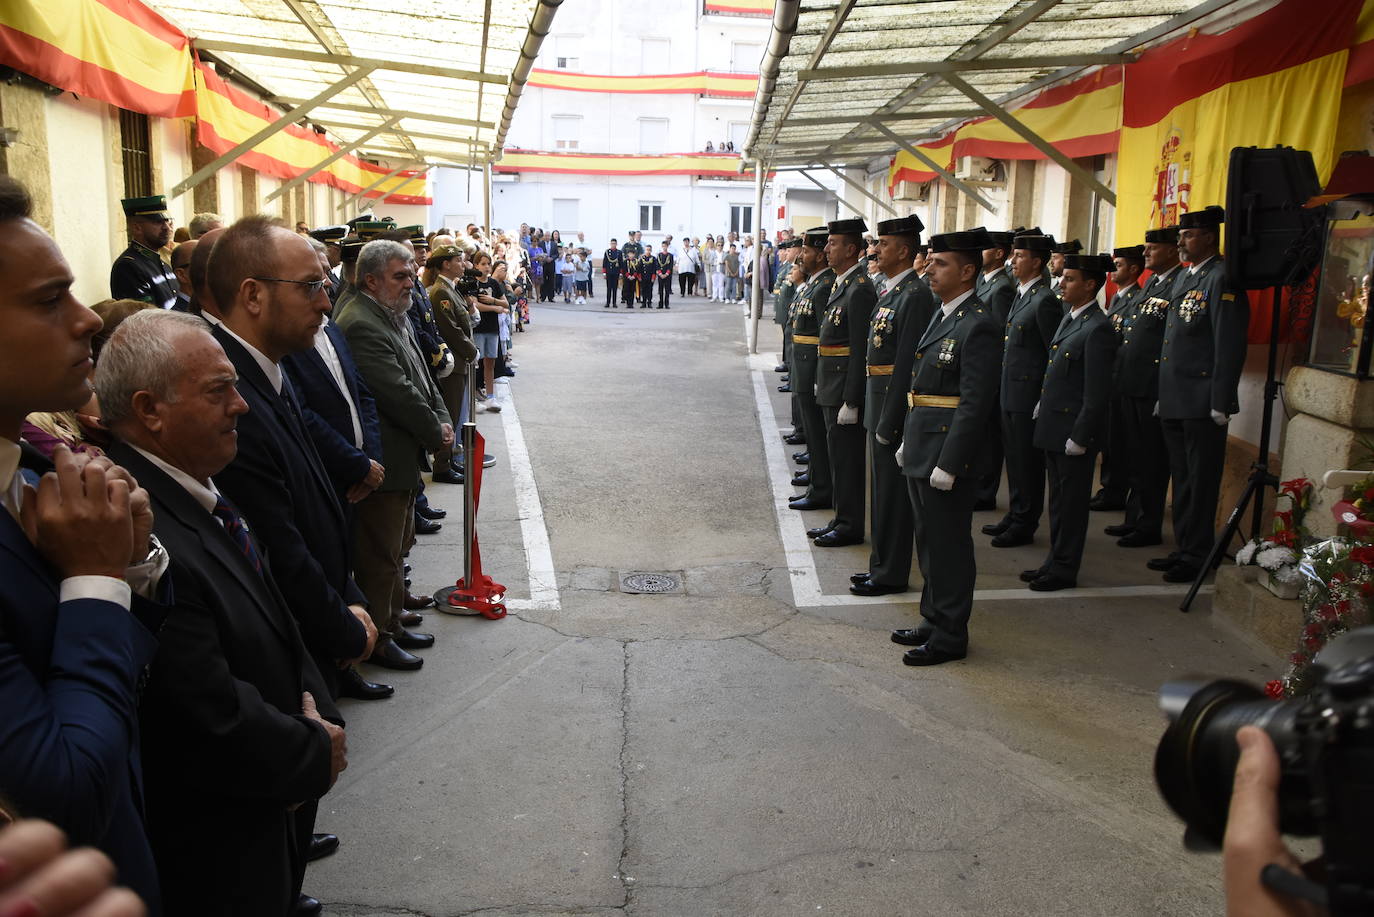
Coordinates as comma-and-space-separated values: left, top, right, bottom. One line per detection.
212, 496, 262, 573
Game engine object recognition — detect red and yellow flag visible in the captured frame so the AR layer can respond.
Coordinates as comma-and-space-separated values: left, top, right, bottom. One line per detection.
704, 0, 773, 16
495, 149, 756, 178
528, 69, 757, 98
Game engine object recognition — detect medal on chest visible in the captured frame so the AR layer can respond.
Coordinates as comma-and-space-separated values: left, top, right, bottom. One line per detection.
937, 337, 957, 366
1177, 289, 1207, 323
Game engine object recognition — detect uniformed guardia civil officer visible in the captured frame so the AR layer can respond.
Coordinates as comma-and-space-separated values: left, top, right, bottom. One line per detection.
773, 241, 804, 462
603, 238, 625, 307
1110, 228, 1185, 548
655, 241, 675, 309
1091, 245, 1148, 515
888, 229, 999, 666
309, 225, 348, 305
1022, 253, 1118, 591
985, 232, 1059, 548
111, 194, 181, 309
1152, 205, 1249, 583
1048, 238, 1081, 297
853, 215, 934, 596
974, 231, 1017, 511
814, 218, 877, 548
789, 229, 837, 515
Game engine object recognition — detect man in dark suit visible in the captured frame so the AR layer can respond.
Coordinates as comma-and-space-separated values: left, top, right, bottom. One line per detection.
856, 216, 933, 596
602, 239, 624, 307
655, 241, 675, 309
202, 217, 382, 686
974, 231, 1016, 511
1023, 254, 1118, 591
888, 229, 999, 666
814, 218, 877, 547
0, 175, 166, 912
97, 310, 346, 916
984, 232, 1060, 548
1093, 244, 1149, 520
1154, 206, 1250, 583
787, 230, 836, 515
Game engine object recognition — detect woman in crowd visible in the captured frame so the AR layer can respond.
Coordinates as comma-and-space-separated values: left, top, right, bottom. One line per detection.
543, 229, 563, 302
470, 250, 511, 411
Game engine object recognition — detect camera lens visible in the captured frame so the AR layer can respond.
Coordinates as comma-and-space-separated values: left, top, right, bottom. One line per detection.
1154, 679, 1312, 848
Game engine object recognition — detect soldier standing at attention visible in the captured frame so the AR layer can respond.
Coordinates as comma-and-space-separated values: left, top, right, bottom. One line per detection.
602, 238, 625, 308
655, 241, 675, 309
974, 230, 1016, 512
853, 215, 934, 595
772, 241, 804, 452
789, 229, 837, 516
1152, 206, 1249, 583
889, 229, 999, 666
1048, 238, 1081, 297
1109, 228, 1185, 549
813, 218, 876, 548
110, 195, 181, 309
984, 232, 1059, 549
1091, 244, 1149, 516
1022, 253, 1118, 591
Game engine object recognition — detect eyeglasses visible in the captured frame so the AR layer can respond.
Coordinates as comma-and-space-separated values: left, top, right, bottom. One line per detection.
252, 277, 329, 297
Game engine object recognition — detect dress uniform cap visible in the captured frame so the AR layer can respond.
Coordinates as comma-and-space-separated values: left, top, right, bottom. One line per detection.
1012, 232, 1054, 254
340, 236, 366, 263
309, 225, 348, 244
780, 238, 803, 249
401, 225, 428, 246
121, 195, 169, 218
803, 228, 829, 249
1178, 205, 1225, 229
1144, 226, 1180, 245
1111, 244, 1146, 261
986, 230, 1015, 248
354, 221, 390, 240
1063, 253, 1116, 273
430, 245, 462, 260
875, 215, 924, 237
929, 228, 992, 253
1050, 238, 1083, 255
826, 218, 868, 235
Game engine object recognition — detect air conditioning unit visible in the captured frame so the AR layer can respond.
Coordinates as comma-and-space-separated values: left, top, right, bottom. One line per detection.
954, 156, 1005, 184
891, 180, 929, 203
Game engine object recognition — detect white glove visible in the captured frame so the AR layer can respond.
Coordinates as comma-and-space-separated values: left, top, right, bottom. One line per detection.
436, 349, 455, 379
1032, 401, 1040, 420
814, 384, 820, 397
875, 433, 890, 446
929, 466, 955, 491
894, 443, 905, 467
837, 403, 859, 425
1064, 438, 1086, 456
1210, 409, 1230, 426
1152, 401, 1160, 417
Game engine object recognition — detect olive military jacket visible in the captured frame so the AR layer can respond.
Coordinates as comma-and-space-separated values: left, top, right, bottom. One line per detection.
773, 274, 796, 326
1157, 256, 1250, 420
427, 278, 480, 365
1033, 306, 1117, 452
789, 268, 836, 393
1000, 276, 1062, 414
816, 266, 877, 408
865, 272, 935, 437
976, 269, 1016, 328
1115, 267, 1184, 401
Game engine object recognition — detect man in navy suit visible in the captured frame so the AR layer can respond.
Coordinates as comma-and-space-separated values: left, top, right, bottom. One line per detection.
0, 175, 167, 911
97, 309, 347, 917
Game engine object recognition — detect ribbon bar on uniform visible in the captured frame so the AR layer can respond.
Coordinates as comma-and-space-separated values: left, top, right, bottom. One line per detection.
907, 393, 960, 408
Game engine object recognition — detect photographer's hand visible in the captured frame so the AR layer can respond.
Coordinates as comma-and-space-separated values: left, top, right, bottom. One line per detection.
1223, 727, 1321, 917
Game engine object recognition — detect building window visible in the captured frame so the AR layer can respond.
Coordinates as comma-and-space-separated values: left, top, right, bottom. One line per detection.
552, 114, 581, 151
641, 38, 670, 73
727, 121, 749, 153
555, 35, 581, 70
730, 204, 753, 234
639, 203, 663, 232
730, 41, 762, 72
552, 198, 580, 235
118, 109, 153, 199
638, 117, 668, 155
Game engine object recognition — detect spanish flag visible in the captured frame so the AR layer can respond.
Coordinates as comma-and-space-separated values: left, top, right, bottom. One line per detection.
704, 0, 773, 16
528, 69, 757, 98
1114, 0, 1361, 241
494, 149, 756, 178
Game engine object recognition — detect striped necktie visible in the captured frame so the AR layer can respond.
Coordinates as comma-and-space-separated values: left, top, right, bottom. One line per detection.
212, 496, 262, 574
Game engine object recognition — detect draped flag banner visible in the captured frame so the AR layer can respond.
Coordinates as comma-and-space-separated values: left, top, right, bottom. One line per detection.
193, 62, 431, 204
0, 0, 195, 118
495, 149, 757, 178
704, 0, 773, 16
887, 67, 1122, 193
528, 69, 757, 98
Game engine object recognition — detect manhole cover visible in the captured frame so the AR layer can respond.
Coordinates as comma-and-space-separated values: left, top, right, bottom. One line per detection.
620, 572, 682, 594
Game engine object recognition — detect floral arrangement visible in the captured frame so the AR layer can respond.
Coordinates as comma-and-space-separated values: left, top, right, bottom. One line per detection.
1235, 477, 1312, 590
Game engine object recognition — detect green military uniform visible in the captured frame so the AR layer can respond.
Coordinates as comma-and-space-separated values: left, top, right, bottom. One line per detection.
896, 229, 1000, 662
974, 230, 1017, 509
816, 218, 877, 543
1095, 245, 1149, 513
788, 229, 836, 509
772, 240, 802, 435
110, 195, 180, 310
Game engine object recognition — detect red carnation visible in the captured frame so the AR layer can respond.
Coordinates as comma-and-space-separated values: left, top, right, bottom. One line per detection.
1361, 582, 1374, 597
1352, 545, 1374, 566
1265, 680, 1286, 699
1319, 604, 1340, 622
1280, 477, 1310, 498
1289, 651, 1309, 665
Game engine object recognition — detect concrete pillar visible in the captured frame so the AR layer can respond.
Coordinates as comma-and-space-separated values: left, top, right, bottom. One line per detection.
1278, 366, 1374, 538
0, 82, 53, 230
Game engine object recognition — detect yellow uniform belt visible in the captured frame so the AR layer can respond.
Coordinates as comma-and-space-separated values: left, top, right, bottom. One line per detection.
793, 334, 821, 345
866, 364, 894, 376
907, 393, 960, 408
819, 345, 850, 357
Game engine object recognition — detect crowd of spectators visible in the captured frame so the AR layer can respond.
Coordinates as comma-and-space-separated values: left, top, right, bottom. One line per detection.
0, 174, 534, 917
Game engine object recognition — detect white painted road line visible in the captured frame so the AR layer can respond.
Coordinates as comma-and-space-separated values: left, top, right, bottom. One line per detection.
747, 347, 1213, 607
496, 391, 561, 612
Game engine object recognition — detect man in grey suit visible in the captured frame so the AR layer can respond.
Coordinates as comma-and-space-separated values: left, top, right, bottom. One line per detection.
888, 229, 999, 666
1022, 254, 1118, 591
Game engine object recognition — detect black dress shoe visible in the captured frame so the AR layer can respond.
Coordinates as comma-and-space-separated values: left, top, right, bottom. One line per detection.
308, 833, 339, 862
791, 473, 809, 487
814, 530, 863, 548
981, 521, 1009, 536
990, 530, 1033, 548
415, 515, 442, 535
972, 498, 996, 511
774, 363, 788, 373
793, 452, 809, 465
902, 644, 966, 666
783, 433, 806, 445
432, 469, 464, 485
849, 572, 871, 584
806, 524, 835, 538
404, 563, 412, 574
337, 665, 394, 700
1118, 532, 1163, 548
1147, 553, 1181, 571
1103, 523, 1134, 537
416, 505, 446, 521
1018, 568, 1045, 583
1028, 574, 1076, 592
398, 610, 424, 627
404, 576, 411, 589
295, 894, 322, 916
393, 629, 435, 649
367, 640, 423, 671
1163, 564, 1202, 583
404, 592, 437, 610
778, 384, 792, 393
891, 628, 933, 647
789, 497, 832, 511
850, 580, 907, 596
1089, 494, 1127, 511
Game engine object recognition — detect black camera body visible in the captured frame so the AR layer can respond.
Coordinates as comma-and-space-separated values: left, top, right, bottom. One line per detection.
454, 268, 482, 298
1155, 627, 1374, 914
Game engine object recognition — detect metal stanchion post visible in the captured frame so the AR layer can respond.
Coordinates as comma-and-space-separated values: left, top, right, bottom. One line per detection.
463, 364, 477, 586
